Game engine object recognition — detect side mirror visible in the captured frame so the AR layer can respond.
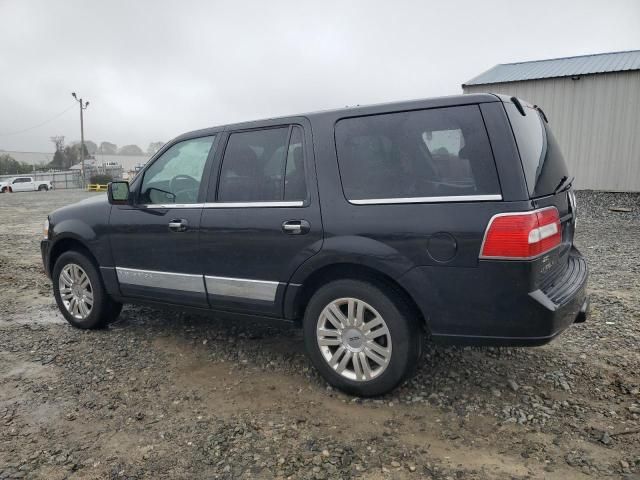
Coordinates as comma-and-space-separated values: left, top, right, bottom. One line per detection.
108, 181, 130, 205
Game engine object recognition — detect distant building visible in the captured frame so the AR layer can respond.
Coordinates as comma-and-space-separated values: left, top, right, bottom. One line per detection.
70, 158, 124, 180
463, 50, 640, 191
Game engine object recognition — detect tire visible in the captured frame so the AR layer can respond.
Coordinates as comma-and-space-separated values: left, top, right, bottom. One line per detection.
52, 250, 122, 329
38, 185, 48, 191
303, 279, 424, 397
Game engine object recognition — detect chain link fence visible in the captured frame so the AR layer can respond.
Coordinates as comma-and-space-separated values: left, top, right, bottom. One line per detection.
0, 170, 82, 190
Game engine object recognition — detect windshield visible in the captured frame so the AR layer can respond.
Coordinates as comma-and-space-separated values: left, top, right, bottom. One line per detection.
505, 102, 569, 198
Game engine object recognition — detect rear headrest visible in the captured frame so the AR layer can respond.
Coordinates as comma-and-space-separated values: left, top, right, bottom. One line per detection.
228, 145, 257, 175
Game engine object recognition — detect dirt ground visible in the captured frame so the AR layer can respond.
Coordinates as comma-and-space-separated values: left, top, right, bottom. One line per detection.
0, 189, 639, 480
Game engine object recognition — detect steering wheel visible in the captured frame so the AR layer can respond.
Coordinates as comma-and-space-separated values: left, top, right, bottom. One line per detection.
170, 175, 199, 202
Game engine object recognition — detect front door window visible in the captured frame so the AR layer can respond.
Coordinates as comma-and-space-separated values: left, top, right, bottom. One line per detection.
139, 136, 215, 204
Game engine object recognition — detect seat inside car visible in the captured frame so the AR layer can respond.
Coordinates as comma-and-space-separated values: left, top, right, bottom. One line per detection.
285, 147, 306, 200
221, 145, 261, 201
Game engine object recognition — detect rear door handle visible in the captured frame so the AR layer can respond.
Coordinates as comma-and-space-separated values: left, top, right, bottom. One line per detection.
282, 220, 310, 235
168, 219, 188, 232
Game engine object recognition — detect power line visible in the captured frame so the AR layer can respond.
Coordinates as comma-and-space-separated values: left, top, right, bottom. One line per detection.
0, 104, 76, 137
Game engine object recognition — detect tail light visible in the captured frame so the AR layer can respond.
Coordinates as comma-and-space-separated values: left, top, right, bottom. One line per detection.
480, 207, 561, 260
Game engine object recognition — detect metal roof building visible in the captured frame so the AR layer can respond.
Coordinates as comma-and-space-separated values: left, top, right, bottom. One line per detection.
463, 50, 640, 191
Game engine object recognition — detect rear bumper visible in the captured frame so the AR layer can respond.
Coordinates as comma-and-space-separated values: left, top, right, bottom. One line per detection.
400, 247, 589, 346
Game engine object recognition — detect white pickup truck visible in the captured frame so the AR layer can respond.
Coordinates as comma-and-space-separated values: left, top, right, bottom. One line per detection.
0, 176, 53, 193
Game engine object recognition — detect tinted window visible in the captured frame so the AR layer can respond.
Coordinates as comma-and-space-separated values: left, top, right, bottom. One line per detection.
284, 126, 307, 201
218, 127, 290, 202
140, 136, 214, 204
335, 105, 500, 200
505, 103, 569, 198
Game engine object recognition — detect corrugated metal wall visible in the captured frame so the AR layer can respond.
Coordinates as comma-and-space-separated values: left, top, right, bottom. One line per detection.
463, 71, 640, 191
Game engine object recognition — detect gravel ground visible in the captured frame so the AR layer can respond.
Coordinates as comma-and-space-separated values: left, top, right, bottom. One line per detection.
0, 189, 639, 480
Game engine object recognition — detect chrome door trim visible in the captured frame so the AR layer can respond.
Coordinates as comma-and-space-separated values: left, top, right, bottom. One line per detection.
115, 268, 283, 302
116, 267, 206, 293
204, 275, 280, 302
139, 201, 304, 209
349, 194, 502, 205
141, 203, 205, 209
203, 201, 304, 208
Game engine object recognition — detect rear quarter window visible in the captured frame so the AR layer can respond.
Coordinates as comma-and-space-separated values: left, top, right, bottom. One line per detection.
334, 105, 501, 201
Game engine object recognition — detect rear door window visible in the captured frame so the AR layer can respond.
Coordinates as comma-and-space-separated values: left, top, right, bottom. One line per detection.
334, 105, 500, 201
217, 126, 306, 202
284, 126, 307, 201
505, 103, 569, 198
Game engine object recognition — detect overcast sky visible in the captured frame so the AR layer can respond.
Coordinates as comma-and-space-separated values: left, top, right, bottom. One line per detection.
1, 0, 639, 153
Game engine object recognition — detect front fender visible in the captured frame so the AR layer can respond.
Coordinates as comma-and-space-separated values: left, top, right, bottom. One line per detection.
52, 220, 96, 243
47, 193, 113, 268
50, 219, 112, 268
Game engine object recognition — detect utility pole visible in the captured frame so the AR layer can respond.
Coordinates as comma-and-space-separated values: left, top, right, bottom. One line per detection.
71, 93, 89, 188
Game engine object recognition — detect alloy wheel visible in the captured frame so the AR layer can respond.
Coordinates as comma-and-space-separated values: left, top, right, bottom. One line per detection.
316, 297, 392, 382
58, 263, 94, 320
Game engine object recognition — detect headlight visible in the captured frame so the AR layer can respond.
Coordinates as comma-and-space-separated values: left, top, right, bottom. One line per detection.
44, 218, 50, 240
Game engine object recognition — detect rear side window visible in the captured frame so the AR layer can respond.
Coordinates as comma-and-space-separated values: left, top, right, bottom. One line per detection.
505, 103, 569, 198
218, 126, 307, 202
334, 105, 500, 201
284, 126, 307, 201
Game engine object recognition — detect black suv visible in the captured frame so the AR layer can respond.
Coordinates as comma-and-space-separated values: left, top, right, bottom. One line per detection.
42, 94, 588, 396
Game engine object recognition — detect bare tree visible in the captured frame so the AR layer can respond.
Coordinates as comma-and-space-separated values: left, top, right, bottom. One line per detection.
49, 136, 67, 169
50, 136, 65, 152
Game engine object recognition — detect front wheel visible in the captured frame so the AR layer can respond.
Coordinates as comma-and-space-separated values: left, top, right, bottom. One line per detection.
38, 185, 48, 191
52, 251, 122, 329
303, 279, 423, 397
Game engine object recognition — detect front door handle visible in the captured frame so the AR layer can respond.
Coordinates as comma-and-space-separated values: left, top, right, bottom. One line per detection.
168, 219, 188, 232
282, 220, 310, 235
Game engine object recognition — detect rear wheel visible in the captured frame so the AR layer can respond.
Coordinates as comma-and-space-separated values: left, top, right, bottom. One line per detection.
303, 279, 423, 396
52, 251, 122, 329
